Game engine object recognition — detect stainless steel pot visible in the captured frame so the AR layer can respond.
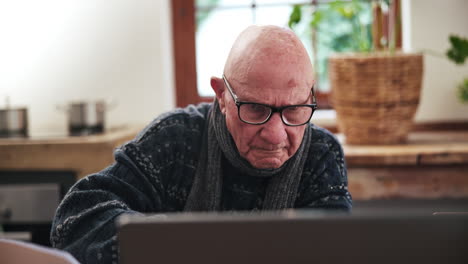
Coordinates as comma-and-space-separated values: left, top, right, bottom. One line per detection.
58, 100, 115, 136
0, 107, 28, 138
69, 101, 105, 136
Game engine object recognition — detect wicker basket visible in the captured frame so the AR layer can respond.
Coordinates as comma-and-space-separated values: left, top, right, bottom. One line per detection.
329, 52, 423, 145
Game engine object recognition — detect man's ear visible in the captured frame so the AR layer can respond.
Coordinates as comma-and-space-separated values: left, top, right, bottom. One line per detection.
211, 76, 226, 114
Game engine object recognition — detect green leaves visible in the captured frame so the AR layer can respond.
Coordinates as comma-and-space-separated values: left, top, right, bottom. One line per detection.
289, 0, 371, 52
329, 0, 363, 19
445, 35, 468, 103
310, 9, 324, 29
288, 4, 324, 30
457, 78, 468, 104
446, 35, 468, 65
288, 4, 302, 29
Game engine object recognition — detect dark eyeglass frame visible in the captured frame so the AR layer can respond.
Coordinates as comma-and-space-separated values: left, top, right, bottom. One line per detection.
222, 74, 318, 126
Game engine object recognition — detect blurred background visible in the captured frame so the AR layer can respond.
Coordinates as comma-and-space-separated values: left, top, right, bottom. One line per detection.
0, 0, 467, 136
0, 0, 174, 136
1, 0, 468, 247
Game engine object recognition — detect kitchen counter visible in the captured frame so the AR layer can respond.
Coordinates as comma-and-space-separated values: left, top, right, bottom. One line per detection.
343, 131, 468, 166
1, 128, 467, 200
0, 127, 140, 180
341, 131, 468, 200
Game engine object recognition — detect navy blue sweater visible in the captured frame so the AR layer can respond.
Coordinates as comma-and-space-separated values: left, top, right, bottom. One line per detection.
51, 103, 352, 264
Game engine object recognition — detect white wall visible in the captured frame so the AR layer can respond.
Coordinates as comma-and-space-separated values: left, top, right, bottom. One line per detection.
2, 0, 466, 136
0, 0, 175, 136
403, 0, 468, 122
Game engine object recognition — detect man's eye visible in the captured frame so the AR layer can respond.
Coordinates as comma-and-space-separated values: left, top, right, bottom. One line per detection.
287, 106, 300, 112
246, 104, 267, 112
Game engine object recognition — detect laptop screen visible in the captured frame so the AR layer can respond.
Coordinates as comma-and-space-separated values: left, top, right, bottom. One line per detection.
117, 209, 468, 264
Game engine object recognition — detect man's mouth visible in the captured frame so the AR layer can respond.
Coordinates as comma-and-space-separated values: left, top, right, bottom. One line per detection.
253, 147, 286, 153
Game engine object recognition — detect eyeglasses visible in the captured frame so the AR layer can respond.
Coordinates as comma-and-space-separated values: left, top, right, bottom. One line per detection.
222, 74, 318, 126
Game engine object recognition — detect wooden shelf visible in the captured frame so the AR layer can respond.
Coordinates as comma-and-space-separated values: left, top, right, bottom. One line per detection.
0, 127, 140, 179
341, 131, 468, 200
342, 131, 468, 166
2, 128, 467, 200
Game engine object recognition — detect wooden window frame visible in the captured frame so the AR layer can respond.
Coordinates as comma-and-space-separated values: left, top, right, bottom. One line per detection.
171, 0, 400, 109
172, 0, 212, 108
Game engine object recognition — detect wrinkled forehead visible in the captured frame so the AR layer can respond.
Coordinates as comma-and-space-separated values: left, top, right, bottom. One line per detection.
224, 25, 314, 102
227, 70, 313, 107
225, 25, 312, 73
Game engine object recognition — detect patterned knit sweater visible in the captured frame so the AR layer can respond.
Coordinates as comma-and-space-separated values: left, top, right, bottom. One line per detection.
50, 103, 352, 264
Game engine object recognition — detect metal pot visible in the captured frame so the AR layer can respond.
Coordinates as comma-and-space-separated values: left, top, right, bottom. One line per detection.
58, 101, 109, 136
0, 107, 28, 138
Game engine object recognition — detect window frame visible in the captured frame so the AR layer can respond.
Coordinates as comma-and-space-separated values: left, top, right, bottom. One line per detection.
171, 0, 212, 107
170, 0, 400, 109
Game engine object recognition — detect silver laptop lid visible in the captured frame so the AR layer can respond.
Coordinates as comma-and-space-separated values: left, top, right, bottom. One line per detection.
117, 210, 468, 264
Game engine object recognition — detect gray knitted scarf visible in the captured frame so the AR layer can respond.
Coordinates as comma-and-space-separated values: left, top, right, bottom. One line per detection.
184, 100, 312, 211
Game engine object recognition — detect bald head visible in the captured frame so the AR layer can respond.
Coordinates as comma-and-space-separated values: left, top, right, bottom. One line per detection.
211, 25, 315, 169
224, 25, 313, 87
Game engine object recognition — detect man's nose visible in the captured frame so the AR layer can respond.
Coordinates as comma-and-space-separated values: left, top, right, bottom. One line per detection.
259, 112, 287, 145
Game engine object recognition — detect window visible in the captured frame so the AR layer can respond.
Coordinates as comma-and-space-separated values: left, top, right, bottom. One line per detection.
171, 0, 401, 108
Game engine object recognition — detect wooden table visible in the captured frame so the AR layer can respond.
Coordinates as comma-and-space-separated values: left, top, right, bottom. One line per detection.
1, 128, 467, 200
0, 127, 139, 180
342, 131, 468, 200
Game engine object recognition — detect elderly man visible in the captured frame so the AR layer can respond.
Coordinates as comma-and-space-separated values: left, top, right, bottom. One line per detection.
51, 25, 351, 263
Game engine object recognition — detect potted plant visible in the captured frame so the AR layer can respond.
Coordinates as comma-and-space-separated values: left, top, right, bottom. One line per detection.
446, 35, 468, 104
289, 0, 424, 145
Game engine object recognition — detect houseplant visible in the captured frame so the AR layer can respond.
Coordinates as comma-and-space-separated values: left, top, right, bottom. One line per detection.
289, 0, 424, 145
446, 35, 468, 104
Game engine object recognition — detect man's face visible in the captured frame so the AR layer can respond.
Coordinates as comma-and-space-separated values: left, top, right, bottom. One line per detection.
221, 60, 313, 169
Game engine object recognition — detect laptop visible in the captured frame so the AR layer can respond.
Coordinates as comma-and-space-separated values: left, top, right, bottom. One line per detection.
117, 209, 468, 264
